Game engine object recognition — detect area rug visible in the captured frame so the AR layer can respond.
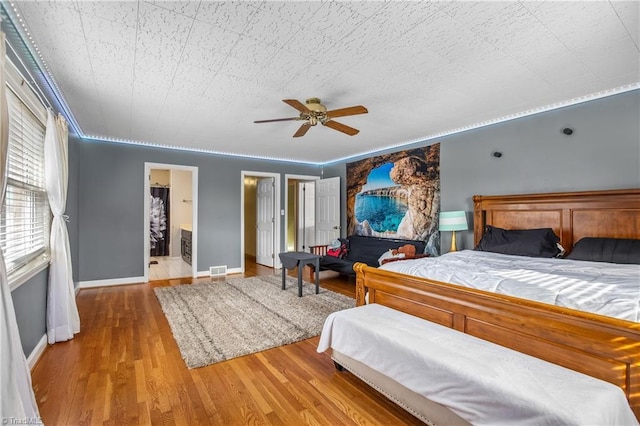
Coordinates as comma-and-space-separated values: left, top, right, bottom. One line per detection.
154, 274, 354, 369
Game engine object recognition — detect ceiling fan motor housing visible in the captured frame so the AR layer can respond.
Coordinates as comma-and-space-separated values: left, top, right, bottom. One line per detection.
301, 98, 327, 125
305, 97, 327, 112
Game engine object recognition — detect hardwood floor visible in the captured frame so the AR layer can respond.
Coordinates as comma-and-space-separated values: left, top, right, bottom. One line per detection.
31, 258, 422, 425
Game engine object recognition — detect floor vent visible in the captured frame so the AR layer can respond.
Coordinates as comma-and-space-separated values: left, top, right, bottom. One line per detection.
209, 265, 227, 277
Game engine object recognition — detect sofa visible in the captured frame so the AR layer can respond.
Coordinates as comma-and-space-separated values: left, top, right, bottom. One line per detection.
310, 235, 426, 276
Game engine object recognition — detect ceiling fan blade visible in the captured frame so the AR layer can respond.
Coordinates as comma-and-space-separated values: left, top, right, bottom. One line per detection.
254, 117, 300, 123
326, 105, 368, 119
324, 120, 359, 136
293, 122, 312, 138
283, 99, 310, 113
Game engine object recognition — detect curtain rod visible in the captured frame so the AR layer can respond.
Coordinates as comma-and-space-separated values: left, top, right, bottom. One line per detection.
5, 36, 52, 110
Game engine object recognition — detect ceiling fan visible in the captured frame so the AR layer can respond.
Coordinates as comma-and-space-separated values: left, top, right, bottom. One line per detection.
254, 98, 368, 137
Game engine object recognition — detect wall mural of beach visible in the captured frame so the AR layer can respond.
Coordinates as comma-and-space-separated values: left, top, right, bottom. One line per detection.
346, 144, 440, 255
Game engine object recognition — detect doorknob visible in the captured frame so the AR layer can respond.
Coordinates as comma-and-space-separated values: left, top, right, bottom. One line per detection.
333, 225, 340, 229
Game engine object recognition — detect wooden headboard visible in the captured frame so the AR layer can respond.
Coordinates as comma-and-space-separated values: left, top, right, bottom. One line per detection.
473, 188, 640, 253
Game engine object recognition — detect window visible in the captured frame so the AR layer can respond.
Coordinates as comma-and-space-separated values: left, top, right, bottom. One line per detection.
0, 63, 50, 286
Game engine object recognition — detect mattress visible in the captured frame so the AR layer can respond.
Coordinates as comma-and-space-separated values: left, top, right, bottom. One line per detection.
380, 250, 640, 322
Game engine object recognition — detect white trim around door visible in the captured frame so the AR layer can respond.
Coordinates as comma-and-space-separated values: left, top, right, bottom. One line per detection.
144, 162, 199, 282
284, 174, 320, 252
240, 171, 281, 273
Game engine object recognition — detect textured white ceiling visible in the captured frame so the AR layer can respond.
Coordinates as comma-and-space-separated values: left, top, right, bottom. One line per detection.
7, 1, 640, 164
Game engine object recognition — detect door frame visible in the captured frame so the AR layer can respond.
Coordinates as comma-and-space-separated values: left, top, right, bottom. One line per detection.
240, 170, 281, 273
144, 162, 199, 282
284, 174, 320, 252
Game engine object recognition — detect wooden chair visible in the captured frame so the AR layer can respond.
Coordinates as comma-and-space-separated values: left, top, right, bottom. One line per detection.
309, 244, 328, 256
307, 244, 328, 281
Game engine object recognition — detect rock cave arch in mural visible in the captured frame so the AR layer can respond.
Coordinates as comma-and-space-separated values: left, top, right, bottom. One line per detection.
347, 144, 440, 255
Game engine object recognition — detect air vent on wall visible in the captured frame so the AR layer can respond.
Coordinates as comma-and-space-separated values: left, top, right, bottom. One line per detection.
209, 265, 227, 277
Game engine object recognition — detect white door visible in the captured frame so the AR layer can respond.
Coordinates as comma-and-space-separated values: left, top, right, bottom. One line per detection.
315, 177, 340, 245
256, 177, 275, 267
297, 182, 316, 251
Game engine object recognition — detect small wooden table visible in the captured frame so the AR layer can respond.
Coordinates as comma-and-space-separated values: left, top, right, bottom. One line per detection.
278, 251, 321, 297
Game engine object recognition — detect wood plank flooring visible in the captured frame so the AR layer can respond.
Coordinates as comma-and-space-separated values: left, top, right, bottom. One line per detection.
30, 259, 423, 425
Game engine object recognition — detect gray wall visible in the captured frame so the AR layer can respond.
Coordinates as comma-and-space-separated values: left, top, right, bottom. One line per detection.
68, 136, 80, 284
322, 90, 640, 252
440, 90, 639, 251
76, 141, 320, 281
11, 268, 48, 357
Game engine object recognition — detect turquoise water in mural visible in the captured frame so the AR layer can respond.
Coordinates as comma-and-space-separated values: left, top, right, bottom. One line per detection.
355, 194, 408, 232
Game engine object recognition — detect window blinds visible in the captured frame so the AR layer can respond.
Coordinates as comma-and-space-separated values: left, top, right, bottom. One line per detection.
0, 88, 49, 275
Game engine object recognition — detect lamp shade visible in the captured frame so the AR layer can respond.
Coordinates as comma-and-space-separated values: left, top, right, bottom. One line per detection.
439, 211, 468, 231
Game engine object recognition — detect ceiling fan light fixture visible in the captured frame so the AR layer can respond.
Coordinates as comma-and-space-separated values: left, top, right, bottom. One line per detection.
254, 97, 368, 137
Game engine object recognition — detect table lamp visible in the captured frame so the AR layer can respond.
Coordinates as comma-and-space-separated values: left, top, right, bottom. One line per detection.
439, 211, 468, 252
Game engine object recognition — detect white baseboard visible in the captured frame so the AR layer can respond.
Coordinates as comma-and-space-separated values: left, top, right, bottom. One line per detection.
80, 268, 243, 287
27, 334, 47, 370
79, 276, 146, 289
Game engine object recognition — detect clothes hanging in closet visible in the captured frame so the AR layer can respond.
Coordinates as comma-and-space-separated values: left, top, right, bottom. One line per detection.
150, 186, 170, 256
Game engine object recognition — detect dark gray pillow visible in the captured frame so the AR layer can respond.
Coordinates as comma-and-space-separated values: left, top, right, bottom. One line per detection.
475, 225, 561, 258
566, 238, 640, 264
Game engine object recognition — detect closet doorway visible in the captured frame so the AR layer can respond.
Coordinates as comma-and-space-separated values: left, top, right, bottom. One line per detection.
284, 174, 320, 252
144, 162, 198, 281
240, 171, 280, 273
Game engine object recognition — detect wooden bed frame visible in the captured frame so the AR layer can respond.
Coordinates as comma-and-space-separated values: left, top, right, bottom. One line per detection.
353, 188, 640, 420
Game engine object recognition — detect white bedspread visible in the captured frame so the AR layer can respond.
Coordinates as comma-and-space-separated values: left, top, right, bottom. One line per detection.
318, 303, 639, 426
380, 250, 640, 322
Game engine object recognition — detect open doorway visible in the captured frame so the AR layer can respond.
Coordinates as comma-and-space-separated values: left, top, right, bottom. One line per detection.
144, 162, 198, 281
240, 171, 280, 273
284, 174, 320, 252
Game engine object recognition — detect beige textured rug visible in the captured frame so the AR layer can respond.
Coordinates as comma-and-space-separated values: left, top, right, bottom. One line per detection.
154, 274, 354, 369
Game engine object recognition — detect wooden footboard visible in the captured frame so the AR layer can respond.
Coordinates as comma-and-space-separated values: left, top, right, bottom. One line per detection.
354, 262, 640, 420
